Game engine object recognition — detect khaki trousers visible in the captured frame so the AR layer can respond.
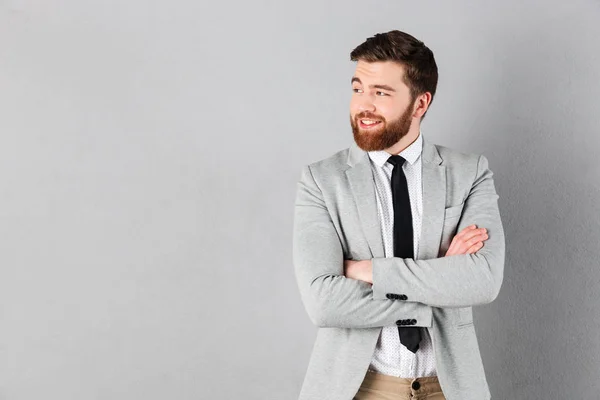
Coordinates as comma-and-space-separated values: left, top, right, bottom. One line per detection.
353, 371, 446, 400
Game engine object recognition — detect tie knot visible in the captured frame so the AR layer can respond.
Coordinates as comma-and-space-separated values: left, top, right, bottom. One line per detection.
387, 154, 406, 167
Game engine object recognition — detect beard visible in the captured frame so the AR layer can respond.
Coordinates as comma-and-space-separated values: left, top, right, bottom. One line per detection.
350, 102, 415, 152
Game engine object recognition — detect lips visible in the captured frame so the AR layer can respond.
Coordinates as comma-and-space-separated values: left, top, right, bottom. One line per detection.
359, 119, 383, 129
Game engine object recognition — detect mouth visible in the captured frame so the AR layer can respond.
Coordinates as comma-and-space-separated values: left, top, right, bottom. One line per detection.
358, 119, 383, 129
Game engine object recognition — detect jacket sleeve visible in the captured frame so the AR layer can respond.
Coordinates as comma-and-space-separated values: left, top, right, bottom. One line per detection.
293, 164, 433, 329
371, 155, 506, 308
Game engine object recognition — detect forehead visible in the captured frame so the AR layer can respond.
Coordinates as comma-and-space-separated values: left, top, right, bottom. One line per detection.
352, 60, 406, 86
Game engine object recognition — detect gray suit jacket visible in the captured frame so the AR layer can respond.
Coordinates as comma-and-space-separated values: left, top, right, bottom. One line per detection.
292, 135, 505, 400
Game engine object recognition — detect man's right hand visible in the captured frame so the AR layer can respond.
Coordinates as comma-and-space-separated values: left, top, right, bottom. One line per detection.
445, 225, 488, 256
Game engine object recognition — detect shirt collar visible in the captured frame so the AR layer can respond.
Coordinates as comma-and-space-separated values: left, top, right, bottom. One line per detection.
367, 131, 423, 168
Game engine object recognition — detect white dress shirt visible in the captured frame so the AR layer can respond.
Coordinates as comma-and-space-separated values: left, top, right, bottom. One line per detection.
366, 132, 437, 378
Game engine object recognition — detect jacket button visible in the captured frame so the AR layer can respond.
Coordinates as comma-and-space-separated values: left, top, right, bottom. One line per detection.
412, 381, 421, 390
395, 320, 404, 326
386, 293, 394, 300
410, 319, 417, 325
400, 295, 408, 300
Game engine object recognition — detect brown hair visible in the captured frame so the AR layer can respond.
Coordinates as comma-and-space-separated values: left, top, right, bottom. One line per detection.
350, 30, 438, 118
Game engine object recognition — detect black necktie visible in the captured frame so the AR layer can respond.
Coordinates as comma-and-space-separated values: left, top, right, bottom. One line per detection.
387, 154, 422, 354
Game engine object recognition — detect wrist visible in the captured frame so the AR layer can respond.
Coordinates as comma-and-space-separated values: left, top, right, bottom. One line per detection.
365, 260, 373, 284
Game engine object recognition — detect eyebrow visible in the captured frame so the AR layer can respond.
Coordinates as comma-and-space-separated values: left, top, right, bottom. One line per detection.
351, 77, 396, 92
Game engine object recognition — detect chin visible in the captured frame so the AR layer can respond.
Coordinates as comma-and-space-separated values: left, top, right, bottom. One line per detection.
354, 138, 386, 152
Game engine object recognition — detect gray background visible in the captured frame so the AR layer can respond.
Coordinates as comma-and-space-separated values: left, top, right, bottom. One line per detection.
1, 0, 599, 399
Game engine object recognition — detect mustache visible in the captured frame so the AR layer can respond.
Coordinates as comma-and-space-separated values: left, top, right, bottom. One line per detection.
355, 112, 385, 121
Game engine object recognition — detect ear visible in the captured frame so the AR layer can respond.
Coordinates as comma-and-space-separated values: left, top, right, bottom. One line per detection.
412, 92, 432, 119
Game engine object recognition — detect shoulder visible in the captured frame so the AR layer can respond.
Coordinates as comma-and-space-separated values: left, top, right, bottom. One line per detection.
306, 147, 350, 172
434, 143, 481, 167
298, 147, 351, 184
432, 142, 494, 174
431, 142, 495, 189
300, 147, 350, 196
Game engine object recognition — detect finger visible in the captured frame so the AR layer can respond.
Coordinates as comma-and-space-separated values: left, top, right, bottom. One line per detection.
447, 235, 460, 254
448, 226, 486, 255
455, 225, 478, 239
448, 229, 475, 254
465, 232, 488, 248
462, 227, 486, 240
466, 241, 484, 254
456, 236, 481, 254
460, 228, 488, 242
452, 234, 479, 254
467, 233, 488, 248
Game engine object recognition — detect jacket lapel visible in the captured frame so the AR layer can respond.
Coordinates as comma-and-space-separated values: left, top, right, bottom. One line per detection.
345, 134, 446, 260
346, 143, 385, 258
419, 137, 446, 259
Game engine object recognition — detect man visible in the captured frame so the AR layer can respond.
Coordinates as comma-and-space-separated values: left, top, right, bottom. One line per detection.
292, 30, 505, 400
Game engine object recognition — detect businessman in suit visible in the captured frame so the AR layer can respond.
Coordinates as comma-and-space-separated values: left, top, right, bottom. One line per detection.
293, 30, 505, 400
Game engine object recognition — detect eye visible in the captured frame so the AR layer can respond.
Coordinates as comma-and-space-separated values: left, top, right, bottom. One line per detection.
376, 91, 388, 96
352, 88, 363, 93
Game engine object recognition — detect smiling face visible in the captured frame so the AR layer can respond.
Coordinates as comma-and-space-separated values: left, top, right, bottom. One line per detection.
350, 60, 423, 153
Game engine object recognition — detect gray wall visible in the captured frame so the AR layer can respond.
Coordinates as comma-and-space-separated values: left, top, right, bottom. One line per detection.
1, 1, 599, 399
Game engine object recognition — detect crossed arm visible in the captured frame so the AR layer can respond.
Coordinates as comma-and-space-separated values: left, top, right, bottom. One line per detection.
292, 155, 505, 328
368, 155, 505, 308
292, 164, 433, 328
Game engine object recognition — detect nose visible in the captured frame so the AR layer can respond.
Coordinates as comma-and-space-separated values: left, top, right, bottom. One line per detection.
356, 96, 376, 114
353, 93, 375, 113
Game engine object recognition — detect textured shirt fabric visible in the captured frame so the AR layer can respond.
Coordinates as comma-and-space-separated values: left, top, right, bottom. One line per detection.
366, 132, 438, 378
